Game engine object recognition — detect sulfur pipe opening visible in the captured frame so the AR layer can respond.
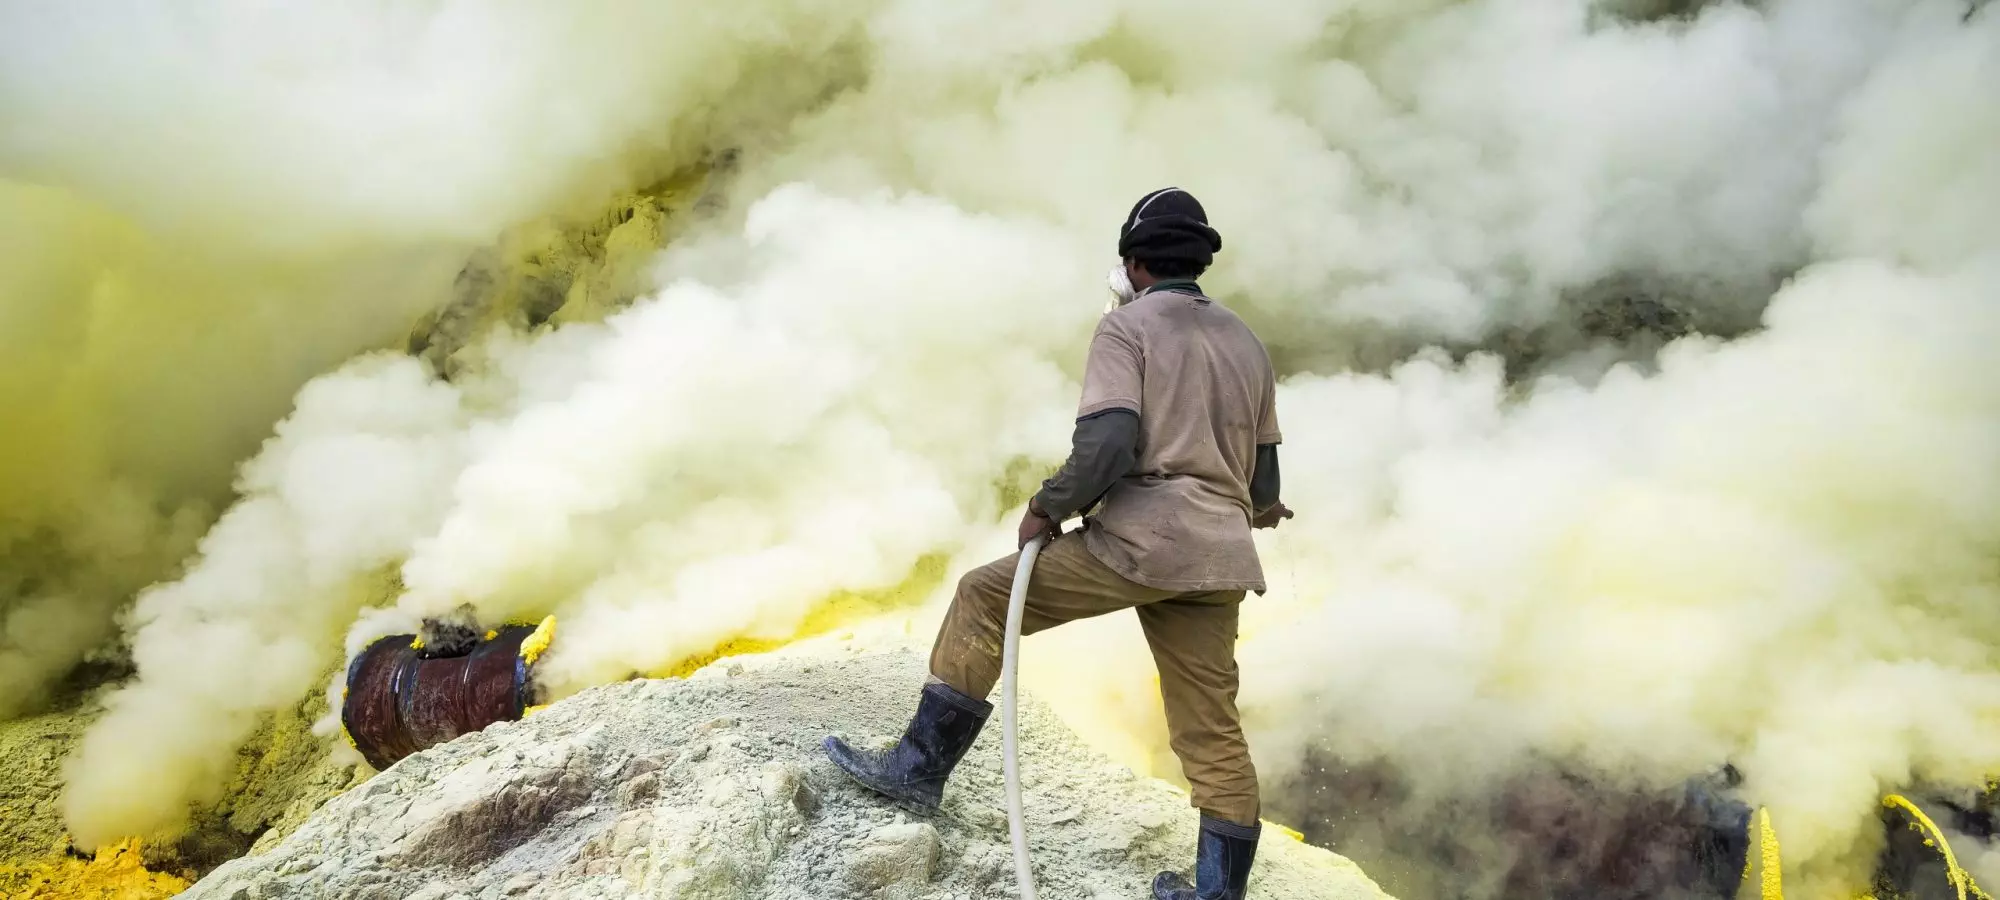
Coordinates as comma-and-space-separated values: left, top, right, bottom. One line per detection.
338, 616, 555, 771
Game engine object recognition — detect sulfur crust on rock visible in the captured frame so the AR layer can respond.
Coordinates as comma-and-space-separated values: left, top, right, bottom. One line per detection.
224, 691, 371, 858
0, 839, 190, 900
404, 161, 722, 381
179, 647, 1394, 900
0, 687, 352, 899
0, 709, 82, 868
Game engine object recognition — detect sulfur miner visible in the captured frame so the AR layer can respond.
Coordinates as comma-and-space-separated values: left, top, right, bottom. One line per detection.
825, 187, 1293, 900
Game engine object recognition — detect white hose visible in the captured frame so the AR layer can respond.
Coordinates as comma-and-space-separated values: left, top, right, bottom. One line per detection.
1003, 533, 1046, 900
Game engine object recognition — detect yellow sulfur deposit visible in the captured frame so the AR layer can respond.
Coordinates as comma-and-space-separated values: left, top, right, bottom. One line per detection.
657, 637, 793, 679
640, 554, 955, 682
605, 555, 957, 683
4, 687, 351, 890
518, 615, 557, 668
404, 162, 719, 379
0, 839, 188, 900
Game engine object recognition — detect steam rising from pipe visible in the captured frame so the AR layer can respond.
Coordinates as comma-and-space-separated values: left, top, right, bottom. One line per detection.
3, 2, 1995, 894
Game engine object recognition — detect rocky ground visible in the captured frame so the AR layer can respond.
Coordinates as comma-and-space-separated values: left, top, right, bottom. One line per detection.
181, 647, 1392, 900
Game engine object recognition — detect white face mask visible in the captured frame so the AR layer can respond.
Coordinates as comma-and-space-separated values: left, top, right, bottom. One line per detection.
1105, 263, 1136, 311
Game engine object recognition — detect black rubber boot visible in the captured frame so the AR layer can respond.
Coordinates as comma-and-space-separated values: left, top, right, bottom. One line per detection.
823, 680, 991, 816
1154, 816, 1261, 899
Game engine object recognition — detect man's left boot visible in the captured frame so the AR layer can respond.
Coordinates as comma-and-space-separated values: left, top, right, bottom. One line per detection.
1154, 816, 1260, 899
823, 680, 991, 816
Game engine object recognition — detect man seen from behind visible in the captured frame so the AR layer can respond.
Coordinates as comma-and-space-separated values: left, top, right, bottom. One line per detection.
824, 187, 1293, 900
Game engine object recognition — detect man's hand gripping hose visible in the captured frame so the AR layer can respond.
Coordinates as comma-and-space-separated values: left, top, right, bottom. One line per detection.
1003, 532, 1047, 900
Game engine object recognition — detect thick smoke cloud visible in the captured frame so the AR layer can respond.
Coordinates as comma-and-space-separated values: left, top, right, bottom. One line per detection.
61, 358, 468, 842
0, 0, 863, 725
0, 183, 450, 720
358, 187, 1098, 690
11, 2, 1997, 896
0, 1, 870, 254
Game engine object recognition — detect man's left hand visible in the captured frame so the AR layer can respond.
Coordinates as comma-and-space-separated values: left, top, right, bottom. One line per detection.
1252, 502, 1294, 529
1018, 506, 1060, 549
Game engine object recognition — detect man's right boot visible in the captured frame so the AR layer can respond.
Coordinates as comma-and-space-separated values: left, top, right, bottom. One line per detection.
822, 680, 991, 816
1154, 816, 1260, 899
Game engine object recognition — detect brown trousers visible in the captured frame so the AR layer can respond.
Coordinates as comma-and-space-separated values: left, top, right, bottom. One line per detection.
929, 532, 1259, 826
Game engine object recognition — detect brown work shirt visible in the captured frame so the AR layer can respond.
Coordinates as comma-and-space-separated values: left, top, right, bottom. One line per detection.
1076, 284, 1280, 593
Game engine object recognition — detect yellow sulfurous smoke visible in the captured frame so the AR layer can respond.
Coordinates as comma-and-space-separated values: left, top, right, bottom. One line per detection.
0, 181, 414, 723
3, 3, 1995, 898
0, 0, 860, 732
0, 0, 863, 849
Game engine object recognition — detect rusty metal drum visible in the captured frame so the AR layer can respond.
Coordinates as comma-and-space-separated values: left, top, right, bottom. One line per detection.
339, 622, 542, 771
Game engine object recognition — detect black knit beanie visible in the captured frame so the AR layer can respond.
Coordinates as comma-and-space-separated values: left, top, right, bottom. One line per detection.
1117, 187, 1222, 270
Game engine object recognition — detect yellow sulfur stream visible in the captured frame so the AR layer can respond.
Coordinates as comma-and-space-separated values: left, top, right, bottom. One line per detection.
1266, 821, 1306, 843
1882, 794, 1995, 900
1750, 806, 1785, 900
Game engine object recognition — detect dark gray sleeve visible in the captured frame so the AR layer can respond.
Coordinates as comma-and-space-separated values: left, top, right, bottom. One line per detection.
1032, 408, 1139, 523
1250, 443, 1280, 514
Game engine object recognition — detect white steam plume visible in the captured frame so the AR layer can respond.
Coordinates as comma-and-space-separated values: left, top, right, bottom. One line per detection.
357, 187, 1098, 691
32, 3, 2000, 897
61, 357, 467, 843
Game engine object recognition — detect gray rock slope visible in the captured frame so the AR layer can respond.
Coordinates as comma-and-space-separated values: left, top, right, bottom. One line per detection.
183, 648, 1392, 900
